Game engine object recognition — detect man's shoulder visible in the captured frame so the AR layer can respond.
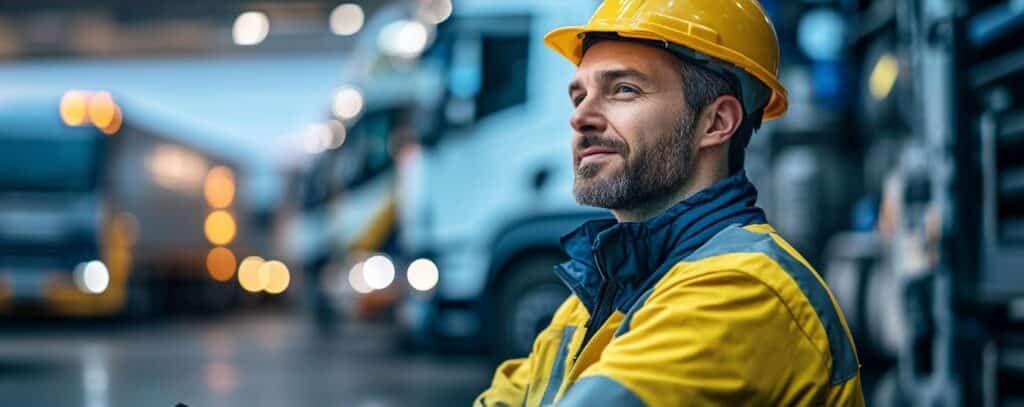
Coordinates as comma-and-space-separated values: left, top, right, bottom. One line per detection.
664, 223, 815, 285
653, 223, 861, 386
656, 223, 828, 319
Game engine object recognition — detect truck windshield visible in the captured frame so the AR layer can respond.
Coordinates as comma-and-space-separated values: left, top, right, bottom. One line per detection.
0, 134, 101, 192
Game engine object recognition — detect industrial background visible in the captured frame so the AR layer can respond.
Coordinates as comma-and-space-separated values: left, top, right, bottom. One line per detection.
0, 0, 1022, 405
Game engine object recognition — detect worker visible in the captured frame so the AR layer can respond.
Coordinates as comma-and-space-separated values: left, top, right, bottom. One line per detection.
475, 0, 864, 405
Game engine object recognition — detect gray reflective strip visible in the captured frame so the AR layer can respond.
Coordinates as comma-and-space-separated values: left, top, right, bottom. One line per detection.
614, 287, 655, 338
540, 326, 576, 406
686, 225, 859, 385
557, 375, 645, 407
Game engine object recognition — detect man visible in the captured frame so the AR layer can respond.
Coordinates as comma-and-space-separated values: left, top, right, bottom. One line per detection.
475, 0, 864, 406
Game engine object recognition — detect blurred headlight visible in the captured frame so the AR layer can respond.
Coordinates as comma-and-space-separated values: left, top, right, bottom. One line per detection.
74, 260, 109, 294
407, 258, 439, 291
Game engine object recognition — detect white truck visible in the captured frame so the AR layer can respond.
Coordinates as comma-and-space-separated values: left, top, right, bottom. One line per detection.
396, 0, 603, 358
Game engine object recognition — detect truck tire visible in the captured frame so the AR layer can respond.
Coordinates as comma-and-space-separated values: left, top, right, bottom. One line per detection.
491, 255, 569, 361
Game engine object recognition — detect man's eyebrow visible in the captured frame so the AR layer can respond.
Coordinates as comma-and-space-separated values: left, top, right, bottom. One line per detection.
598, 68, 652, 85
568, 68, 652, 97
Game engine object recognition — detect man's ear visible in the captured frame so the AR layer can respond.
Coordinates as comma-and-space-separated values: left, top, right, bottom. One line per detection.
697, 95, 743, 149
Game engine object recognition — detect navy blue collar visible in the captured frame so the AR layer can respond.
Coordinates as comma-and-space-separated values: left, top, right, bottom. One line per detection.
554, 171, 767, 312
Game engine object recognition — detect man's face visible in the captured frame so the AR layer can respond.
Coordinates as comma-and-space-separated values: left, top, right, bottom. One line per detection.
568, 40, 697, 211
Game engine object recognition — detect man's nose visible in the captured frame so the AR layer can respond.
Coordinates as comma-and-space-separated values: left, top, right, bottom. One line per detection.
570, 96, 606, 134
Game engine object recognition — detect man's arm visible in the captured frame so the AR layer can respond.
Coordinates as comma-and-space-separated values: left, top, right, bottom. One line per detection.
475, 296, 580, 406
475, 356, 534, 407
558, 268, 862, 406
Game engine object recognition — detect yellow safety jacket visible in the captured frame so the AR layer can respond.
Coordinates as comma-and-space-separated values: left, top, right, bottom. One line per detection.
476, 172, 864, 406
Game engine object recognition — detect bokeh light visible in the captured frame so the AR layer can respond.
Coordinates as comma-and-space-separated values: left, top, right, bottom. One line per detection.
87, 91, 117, 129
233, 11, 270, 46
204, 210, 237, 245
60, 90, 89, 126
238, 256, 268, 292
418, 0, 453, 25
74, 260, 109, 294
99, 104, 123, 135
869, 53, 899, 101
378, 20, 430, 58
206, 247, 237, 282
204, 166, 236, 209
348, 261, 372, 294
363, 255, 395, 290
326, 119, 346, 149
330, 3, 364, 36
332, 87, 364, 120
261, 260, 290, 294
407, 258, 439, 291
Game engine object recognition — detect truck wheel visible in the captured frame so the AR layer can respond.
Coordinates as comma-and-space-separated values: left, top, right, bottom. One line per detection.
492, 255, 569, 360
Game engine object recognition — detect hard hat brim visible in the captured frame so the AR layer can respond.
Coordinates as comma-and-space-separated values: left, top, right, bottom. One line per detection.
544, 25, 788, 121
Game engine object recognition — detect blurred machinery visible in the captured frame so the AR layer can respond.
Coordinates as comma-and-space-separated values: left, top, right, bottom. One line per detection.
0, 92, 256, 317
822, 0, 1024, 404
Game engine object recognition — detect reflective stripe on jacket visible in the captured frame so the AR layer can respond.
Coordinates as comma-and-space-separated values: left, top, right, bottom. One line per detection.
476, 172, 864, 406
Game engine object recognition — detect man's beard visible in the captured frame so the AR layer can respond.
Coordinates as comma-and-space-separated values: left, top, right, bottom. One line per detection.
572, 114, 696, 211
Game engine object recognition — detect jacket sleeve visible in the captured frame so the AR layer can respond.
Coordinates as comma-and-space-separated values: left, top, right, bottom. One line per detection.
475, 356, 534, 407
557, 268, 862, 406
475, 296, 580, 406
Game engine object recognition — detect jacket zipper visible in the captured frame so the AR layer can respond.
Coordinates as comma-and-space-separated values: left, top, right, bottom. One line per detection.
571, 250, 617, 365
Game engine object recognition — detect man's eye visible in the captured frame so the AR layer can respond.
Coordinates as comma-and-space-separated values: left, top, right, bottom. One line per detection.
572, 95, 585, 106
615, 84, 639, 94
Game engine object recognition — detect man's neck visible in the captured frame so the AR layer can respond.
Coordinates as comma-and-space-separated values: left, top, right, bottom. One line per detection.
611, 164, 729, 223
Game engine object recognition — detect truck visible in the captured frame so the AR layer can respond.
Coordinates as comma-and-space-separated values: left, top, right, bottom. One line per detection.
0, 91, 255, 317
277, 2, 445, 332
395, 0, 605, 358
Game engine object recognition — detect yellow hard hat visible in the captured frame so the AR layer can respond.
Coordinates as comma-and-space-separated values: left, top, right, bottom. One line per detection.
545, 0, 788, 121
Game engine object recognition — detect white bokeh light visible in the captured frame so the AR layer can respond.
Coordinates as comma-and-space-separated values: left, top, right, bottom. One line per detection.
348, 262, 372, 294
407, 258, 439, 291
330, 3, 365, 36
363, 255, 395, 290
419, 0, 453, 25
75, 260, 109, 294
332, 87, 364, 119
378, 20, 430, 58
232, 11, 270, 46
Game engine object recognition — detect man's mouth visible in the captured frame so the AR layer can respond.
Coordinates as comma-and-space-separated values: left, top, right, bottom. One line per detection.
578, 146, 619, 165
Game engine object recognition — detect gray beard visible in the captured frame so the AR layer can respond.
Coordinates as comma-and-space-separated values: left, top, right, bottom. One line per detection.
572, 115, 696, 211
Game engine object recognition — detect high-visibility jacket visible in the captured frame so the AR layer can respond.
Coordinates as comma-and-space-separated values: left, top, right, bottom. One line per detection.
476, 172, 864, 406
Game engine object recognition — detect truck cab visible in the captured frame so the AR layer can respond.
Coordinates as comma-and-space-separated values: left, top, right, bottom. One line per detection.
397, 0, 603, 358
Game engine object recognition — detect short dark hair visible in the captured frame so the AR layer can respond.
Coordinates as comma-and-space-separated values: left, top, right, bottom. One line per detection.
676, 59, 753, 175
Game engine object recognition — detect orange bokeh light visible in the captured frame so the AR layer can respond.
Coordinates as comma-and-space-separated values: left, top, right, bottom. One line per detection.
206, 247, 237, 282
204, 166, 236, 209
60, 90, 89, 126
204, 210, 237, 245
88, 91, 117, 129
99, 104, 123, 135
